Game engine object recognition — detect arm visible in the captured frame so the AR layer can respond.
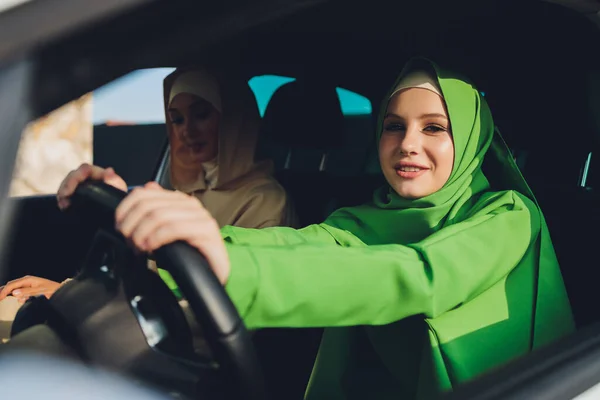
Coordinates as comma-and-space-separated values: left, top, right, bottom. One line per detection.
157, 224, 336, 299
221, 224, 338, 246
112, 184, 537, 331
225, 195, 537, 329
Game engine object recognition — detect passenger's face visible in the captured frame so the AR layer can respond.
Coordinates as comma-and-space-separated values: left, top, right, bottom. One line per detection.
379, 88, 454, 199
168, 93, 220, 165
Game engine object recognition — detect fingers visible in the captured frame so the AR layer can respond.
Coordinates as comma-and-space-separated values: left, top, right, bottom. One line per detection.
143, 219, 217, 253
116, 187, 196, 232
144, 181, 162, 190
117, 194, 202, 248
57, 164, 91, 210
12, 286, 52, 302
104, 167, 128, 192
57, 164, 128, 210
57, 164, 103, 210
115, 186, 213, 253
117, 197, 192, 238
129, 207, 209, 252
0, 276, 38, 300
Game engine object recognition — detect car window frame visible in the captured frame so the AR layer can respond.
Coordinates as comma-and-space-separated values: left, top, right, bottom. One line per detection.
444, 323, 600, 400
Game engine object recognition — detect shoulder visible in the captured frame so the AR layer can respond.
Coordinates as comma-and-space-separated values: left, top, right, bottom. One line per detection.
468, 189, 540, 222
232, 176, 295, 228
473, 189, 535, 209
244, 176, 289, 202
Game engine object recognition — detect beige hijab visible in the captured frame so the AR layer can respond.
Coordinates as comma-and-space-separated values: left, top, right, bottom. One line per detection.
162, 67, 295, 228
390, 69, 443, 98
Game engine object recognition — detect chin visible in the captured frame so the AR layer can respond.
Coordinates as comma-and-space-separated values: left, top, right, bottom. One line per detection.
386, 172, 438, 200
394, 189, 422, 200
390, 180, 434, 199
175, 147, 212, 165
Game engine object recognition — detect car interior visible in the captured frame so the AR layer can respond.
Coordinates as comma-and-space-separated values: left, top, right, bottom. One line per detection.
2, 0, 600, 399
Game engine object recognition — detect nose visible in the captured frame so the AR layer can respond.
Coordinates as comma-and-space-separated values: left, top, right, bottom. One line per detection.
180, 118, 196, 141
398, 124, 421, 155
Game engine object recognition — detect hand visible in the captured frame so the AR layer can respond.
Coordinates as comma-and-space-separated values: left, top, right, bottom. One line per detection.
0, 276, 62, 303
57, 163, 128, 210
115, 182, 231, 284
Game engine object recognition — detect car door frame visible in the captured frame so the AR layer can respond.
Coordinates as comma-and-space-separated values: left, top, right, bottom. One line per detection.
444, 322, 600, 400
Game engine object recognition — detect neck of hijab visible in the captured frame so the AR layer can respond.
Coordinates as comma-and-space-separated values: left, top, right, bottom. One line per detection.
163, 68, 271, 193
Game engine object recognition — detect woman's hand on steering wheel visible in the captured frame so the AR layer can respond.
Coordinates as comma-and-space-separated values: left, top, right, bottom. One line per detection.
57, 163, 128, 210
115, 182, 231, 285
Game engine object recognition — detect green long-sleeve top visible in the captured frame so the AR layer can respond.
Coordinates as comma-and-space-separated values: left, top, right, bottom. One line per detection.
222, 190, 574, 399
226, 195, 528, 328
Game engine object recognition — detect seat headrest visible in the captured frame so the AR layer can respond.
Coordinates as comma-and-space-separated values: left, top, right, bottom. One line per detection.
260, 81, 345, 150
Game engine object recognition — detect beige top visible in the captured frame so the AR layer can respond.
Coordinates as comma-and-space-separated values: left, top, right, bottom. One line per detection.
163, 67, 296, 229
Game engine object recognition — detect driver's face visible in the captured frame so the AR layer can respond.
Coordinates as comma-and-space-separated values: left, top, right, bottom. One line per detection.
379, 88, 454, 199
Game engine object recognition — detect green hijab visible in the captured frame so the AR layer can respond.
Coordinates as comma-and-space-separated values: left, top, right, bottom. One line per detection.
321, 57, 573, 348
322, 58, 505, 244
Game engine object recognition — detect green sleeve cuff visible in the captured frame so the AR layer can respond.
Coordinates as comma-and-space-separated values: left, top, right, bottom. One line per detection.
224, 243, 259, 320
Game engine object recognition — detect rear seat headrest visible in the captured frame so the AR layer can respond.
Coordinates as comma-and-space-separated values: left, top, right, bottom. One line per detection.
260, 81, 345, 150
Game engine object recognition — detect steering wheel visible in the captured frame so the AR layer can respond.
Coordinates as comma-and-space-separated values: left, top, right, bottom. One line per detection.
28, 181, 265, 399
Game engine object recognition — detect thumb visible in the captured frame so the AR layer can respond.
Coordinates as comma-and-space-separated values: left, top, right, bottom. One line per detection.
103, 168, 127, 192
103, 167, 117, 183
144, 181, 162, 190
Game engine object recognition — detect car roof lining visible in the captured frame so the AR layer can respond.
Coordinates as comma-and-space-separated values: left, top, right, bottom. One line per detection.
13, 0, 600, 155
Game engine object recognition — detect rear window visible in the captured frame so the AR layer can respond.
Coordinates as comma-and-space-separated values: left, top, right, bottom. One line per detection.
10, 69, 376, 196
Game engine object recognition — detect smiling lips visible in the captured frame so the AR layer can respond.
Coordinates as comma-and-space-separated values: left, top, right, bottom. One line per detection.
394, 162, 430, 179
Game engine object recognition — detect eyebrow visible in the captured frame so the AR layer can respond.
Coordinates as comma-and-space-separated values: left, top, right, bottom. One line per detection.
384, 112, 448, 120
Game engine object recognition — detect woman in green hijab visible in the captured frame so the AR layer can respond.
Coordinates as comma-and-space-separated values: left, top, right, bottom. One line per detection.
74, 58, 574, 398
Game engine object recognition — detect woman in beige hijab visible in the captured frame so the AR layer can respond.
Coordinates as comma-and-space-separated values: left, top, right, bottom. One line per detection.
163, 67, 295, 228
0, 66, 295, 310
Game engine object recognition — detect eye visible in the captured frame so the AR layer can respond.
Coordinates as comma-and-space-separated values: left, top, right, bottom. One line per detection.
195, 109, 211, 120
383, 123, 405, 132
422, 124, 447, 134
170, 116, 184, 125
